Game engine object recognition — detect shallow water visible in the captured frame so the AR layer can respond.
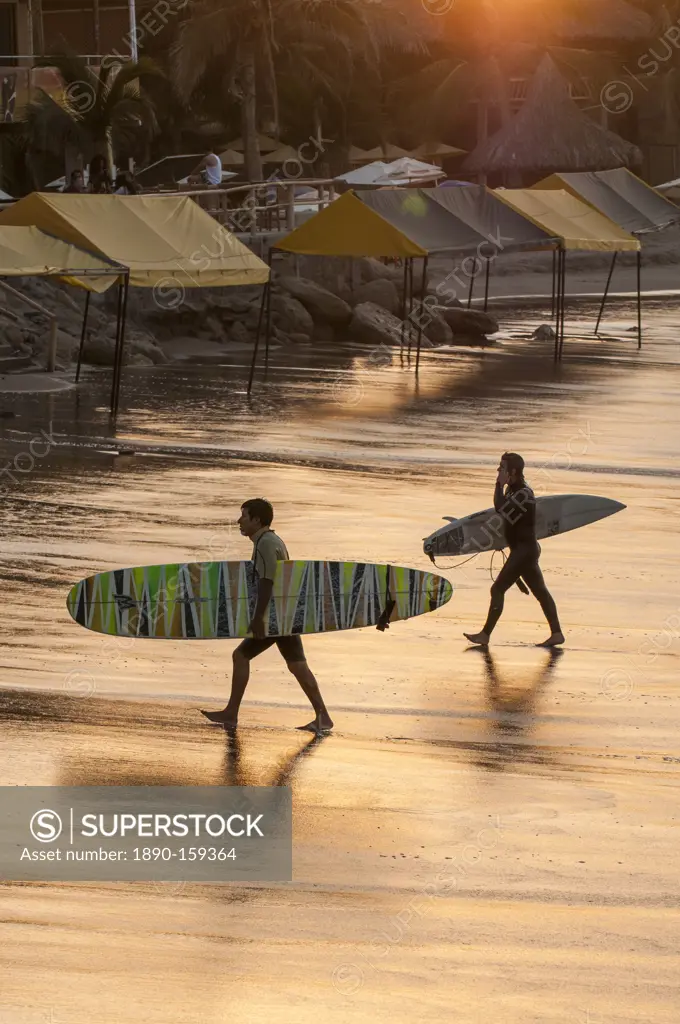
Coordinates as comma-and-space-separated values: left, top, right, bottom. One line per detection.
0, 298, 679, 1023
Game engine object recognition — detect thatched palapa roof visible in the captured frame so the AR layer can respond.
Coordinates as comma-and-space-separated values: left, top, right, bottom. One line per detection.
463, 56, 642, 178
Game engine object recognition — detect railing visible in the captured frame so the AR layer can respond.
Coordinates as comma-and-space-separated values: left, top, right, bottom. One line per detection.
145, 178, 338, 234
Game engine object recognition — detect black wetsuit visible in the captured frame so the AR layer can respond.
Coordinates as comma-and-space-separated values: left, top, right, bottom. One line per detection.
482, 479, 561, 636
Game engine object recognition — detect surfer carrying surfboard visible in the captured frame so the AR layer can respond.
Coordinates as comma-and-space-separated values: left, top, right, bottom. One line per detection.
201, 498, 334, 734
464, 453, 565, 648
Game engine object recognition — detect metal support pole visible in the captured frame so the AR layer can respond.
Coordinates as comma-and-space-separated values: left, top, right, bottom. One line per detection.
46, 318, 58, 373
111, 274, 129, 418
553, 249, 563, 362
407, 258, 415, 358
636, 249, 642, 350
400, 260, 408, 353
264, 261, 273, 377
558, 249, 567, 361
75, 289, 91, 383
247, 280, 269, 394
467, 260, 475, 308
110, 277, 124, 414
483, 256, 491, 312
595, 252, 617, 335
415, 255, 429, 375
551, 250, 556, 318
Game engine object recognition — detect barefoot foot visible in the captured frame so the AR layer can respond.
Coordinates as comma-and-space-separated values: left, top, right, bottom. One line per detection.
296, 714, 334, 734
464, 631, 490, 646
536, 632, 565, 648
200, 709, 238, 727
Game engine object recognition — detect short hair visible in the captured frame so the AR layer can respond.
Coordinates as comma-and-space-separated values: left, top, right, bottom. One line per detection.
502, 452, 525, 477
241, 498, 273, 526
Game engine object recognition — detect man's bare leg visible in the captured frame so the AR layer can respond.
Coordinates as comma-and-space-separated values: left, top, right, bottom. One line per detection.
288, 660, 334, 733
201, 650, 250, 727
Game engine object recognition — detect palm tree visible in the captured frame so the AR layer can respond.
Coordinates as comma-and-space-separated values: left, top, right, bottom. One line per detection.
173, 0, 425, 182
25, 55, 163, 184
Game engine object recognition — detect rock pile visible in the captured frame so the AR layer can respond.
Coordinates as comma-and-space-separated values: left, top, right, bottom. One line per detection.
0, 255, 499, 371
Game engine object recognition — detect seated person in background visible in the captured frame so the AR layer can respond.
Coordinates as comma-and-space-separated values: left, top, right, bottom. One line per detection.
88, 153, 110, 193
199, 150, 222, 186
114, 171, 139, 195
63, 170, 85, 193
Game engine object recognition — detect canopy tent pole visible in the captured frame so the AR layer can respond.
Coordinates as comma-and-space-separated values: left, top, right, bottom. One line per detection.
110, 274, 129, 418
247, 281, 269, 395
415, 255, 429, 375
109, 277, 124, 414
113, 275, 130, 419
553, 248, 563, 362
483, 256, 491, 311
407, 258, 415, 358
75, 290, 91, 383
247, 250, 273, 393
400, 260, 408, 354
264, 258, 273, 377
594, 252, 617, 335
558, 248, 567, 361
637, 250, 642, 349
467, 262, 475, 308
551, 251, 556, 318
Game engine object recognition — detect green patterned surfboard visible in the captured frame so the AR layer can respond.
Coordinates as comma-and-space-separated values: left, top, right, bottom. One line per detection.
66, 560, 453, 639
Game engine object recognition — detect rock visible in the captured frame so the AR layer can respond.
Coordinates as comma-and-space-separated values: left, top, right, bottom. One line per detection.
82, 332, 116, 365
350, 279, 400, 316
349, 302, 405, 347
4, 324, 26, 349
227, 322, 252, 346
532, 324, 556, 341
269, 292, 314, 337
356, 257, 402, 285
409, 301, 453, 346
127, 352, 154, 366
130, 336, 168, 365
427, 282, 462, 306
435, 306, 499, 336
311, 321, 336, 343
289, 332, 313, 345
35, 328, 79, 361
203, 313, 227, 339
277, 276, 352, 325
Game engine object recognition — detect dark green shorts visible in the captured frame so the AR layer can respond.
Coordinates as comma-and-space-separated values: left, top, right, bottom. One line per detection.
236, 635, 306, 664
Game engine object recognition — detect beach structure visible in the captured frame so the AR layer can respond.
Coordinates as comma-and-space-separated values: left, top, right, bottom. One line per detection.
410, 142, 466, 165
335, 158, 444, 187
0, 224, 122, 375
534, 168, 680, 337
247, 185, 638, 386
463, 56, 642, 184
0, 193, 269, 416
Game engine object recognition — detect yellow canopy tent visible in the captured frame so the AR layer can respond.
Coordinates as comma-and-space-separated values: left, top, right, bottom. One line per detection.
494, 188, 641, 357
0, 224, 123, 374
493, 188, 639, 252
0, 224, 121, 291
533, 169, 679, 337
0, 192, 269, 288
276, 190, 428, 258
0, 193, 269, 414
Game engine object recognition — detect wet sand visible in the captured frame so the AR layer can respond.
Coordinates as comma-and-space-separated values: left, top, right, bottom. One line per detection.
0, 299, 679, 1023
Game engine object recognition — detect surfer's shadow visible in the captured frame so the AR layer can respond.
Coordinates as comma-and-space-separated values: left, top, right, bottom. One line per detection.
220, 729, 327, 789
467, 647, 563, 773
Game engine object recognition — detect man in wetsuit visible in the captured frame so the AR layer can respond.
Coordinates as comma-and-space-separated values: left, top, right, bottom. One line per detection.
201, 498, 333, 733
464, 453, 564, 648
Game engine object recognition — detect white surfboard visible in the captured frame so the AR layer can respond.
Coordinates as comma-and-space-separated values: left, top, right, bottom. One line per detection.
423, 494, 625, 558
